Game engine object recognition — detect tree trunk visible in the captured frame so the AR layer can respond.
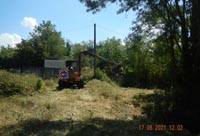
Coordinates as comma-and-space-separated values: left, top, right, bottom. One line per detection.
181, 0, 200, 133
190, 0, 200, 101
191, 0, 200, 77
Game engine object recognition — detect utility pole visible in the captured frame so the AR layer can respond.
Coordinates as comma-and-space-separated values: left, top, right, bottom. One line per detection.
94, 23, 96, 78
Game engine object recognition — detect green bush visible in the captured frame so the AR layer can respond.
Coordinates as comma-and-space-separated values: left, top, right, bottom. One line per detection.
82, 67, 93, 82
36, 79, 45, 90
95, 68, 112, 83
0, 70, 44, 96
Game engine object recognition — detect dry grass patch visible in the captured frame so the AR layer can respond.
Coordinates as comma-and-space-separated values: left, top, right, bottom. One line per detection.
0, 79, 162, 136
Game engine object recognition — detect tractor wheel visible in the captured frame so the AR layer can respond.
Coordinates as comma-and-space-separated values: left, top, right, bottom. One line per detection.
58, 80, 65, 90
77, 81, 84, 89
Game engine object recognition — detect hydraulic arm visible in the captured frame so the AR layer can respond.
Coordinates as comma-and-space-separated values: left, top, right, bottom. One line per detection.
78, 50, 122, 74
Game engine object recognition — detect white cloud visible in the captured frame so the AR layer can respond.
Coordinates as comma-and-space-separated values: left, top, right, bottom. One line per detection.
21, 17, 38, 29
0, 33, 22, 48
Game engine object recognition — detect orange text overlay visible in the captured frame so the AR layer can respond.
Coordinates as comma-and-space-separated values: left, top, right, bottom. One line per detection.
138, 124, 183, 131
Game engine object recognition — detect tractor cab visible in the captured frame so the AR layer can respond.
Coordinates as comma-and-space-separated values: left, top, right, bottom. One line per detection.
58, 60, 84, 89
57, 50, 122, 90
65, 60, 78, 71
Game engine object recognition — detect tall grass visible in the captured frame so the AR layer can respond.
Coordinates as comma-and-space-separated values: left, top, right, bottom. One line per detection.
0, 70, 44, 96
95, 68, 112, 84
81, 67, 113, 84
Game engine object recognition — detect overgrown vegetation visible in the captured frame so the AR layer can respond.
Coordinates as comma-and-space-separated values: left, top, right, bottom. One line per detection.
0, 70, 44, 96
95, 68, 112, 84
0, 79, 191, 136
78, 0, 200, 134
1, 0, 200, 134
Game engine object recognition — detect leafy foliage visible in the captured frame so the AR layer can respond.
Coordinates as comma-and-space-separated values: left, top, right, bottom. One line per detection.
0, 70, 43, 96
79, 0, 200, 133
70, 41, 94, 67
95, 68, 112, 84
0, 46, 16, 68
15, 21, 66, 67
97, 37, 124, 73
30, 20, 66, 59
0, 0, 200, 133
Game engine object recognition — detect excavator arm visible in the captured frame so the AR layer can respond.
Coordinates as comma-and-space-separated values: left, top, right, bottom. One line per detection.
78, 50, 122, 75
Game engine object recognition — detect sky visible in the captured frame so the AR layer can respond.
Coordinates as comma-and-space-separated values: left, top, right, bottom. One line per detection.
0, 0, 136, 47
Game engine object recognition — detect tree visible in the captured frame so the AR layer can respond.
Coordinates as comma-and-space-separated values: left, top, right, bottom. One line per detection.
65, 39, 72, 57
79, 0, 193, 76
0, 46, 16, 68
80, 0, 200, 133
16, 39, 35, 67
30, 20, 66, 59
97, 37, 124, 69
0, 46, 15, 59
16, 21, 66, 67
191, 0, 200, 99
71, 41, 93, 67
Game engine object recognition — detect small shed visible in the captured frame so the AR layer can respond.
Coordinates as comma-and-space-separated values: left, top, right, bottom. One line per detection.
44, 60, 66, 78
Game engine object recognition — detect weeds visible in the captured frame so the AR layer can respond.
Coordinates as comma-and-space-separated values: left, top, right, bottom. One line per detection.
0, 78, 191, 136
0, 117, 190, 136
0, 70, 44, 96
95, 68, 112, 83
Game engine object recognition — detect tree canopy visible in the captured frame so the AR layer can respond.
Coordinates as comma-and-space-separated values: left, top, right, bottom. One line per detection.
15, 20, 66, 67
0, 1, 200, 133
80, 0, 200, 133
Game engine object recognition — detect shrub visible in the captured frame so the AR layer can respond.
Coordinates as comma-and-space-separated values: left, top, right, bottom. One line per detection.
36, 79, 45, 90
81, 67, 93, 82
95, 68, 112, 83
0, 70, 44, 96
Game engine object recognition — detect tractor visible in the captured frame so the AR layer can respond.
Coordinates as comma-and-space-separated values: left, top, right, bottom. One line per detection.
57, 50, 121, 89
